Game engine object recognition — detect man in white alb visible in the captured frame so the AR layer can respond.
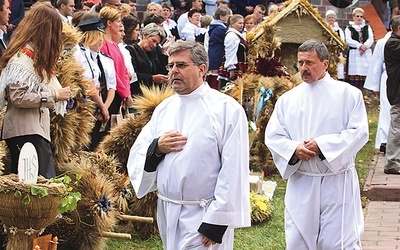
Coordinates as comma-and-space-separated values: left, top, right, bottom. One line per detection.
364, 30, 392, 153
127, 40, 250, 249
265, 39, 368, 249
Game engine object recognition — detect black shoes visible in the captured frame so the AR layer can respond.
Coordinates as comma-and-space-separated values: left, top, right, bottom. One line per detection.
380, 143, 386, 154
384, 167, 400, 175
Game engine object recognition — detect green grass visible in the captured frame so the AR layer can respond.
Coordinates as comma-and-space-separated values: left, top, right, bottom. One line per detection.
106, 99, 379, 250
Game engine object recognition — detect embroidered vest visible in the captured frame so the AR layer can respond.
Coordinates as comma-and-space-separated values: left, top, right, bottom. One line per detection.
347, 24, 369, 48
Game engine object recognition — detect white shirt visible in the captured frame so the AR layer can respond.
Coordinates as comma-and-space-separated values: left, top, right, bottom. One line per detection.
118, 43, 138, 84
75, 45, 101, 88
0, 30, 6, 49
163, 19, 177, 41
180, 22, 206, 41
364, 31, 392, 147
75, 45, 117, 90
177, 11, 202, 38
177, 12, 189, 38
92, 50, 117, 90
224, 28, 242, 70
56, 9, 72, 23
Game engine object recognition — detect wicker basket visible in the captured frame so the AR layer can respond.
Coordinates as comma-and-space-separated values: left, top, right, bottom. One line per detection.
0, 174, 65, 250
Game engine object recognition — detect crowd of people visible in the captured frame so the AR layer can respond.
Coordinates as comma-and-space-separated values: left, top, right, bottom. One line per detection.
0, 0, 398, 249
59, 0, 277, 92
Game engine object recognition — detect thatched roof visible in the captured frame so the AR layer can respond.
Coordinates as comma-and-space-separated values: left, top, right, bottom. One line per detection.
251, 0, 346, 50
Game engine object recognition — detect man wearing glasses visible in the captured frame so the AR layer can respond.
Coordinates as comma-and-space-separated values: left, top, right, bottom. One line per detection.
127, 40, 250, 249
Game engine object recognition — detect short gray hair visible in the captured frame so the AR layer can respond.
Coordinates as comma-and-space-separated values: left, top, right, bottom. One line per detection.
298, 39, 329, 61
391, 15, 400, 31
213, 6, 232, 20
325, 9, 336, 19
168, 40, 209, 71
142, 23, 166, 44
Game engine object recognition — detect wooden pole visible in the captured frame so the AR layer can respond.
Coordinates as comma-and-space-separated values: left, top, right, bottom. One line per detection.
101, 231, 132, 240
118, 214, 154, 223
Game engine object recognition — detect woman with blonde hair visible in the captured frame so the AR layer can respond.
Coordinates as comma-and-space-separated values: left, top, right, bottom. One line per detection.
219, 14, 248, 89
99, 6, 133, 115
344, 7, 374, 90
0, 2, 71, 178
76, 13, 116, 150
147, 2, 162, 16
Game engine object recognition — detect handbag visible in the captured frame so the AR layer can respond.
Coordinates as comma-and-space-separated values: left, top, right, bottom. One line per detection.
110, 107, 134, 129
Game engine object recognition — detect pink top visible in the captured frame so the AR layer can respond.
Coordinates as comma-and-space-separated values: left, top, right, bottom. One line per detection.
100, 41, 131, 99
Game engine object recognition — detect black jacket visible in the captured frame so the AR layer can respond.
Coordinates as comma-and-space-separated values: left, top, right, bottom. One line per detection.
384, 32, 400, 105
126, 44, 167, 95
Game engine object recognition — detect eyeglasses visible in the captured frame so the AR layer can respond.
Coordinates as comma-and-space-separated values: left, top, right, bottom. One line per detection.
355, 15, 363, 18
108, 2, 122, 8
165, 62, 197, 71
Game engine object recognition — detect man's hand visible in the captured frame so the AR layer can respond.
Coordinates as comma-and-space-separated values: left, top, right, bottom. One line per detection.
202, 236, 216, 247
156, 131, 187, 154
295, 142, 317, 161
303, 139, 321, 155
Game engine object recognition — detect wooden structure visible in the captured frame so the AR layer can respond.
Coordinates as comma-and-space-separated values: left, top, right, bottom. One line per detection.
253, 0, 346, 77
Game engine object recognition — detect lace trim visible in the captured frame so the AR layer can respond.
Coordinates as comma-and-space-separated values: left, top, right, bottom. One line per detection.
0, 52, 67, 116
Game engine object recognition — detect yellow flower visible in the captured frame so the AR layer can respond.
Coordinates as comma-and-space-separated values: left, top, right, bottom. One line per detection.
256, 201, 268, 211
249, 191, 274, 223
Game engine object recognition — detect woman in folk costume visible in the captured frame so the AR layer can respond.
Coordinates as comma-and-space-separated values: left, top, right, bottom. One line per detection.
161, 2, 179, 40
75, 14, 116, 150
0, 2, 71, 178
325, 9, 346, 81
218, 14, 248, 89
180, 9, 206, 42
344, 7, 374, 90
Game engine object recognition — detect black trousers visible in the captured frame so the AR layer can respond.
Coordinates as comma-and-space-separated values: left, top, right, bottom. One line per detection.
5, 134, 56, 179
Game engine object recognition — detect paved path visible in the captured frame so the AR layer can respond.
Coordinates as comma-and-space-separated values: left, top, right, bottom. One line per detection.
362, 152, 400, 249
